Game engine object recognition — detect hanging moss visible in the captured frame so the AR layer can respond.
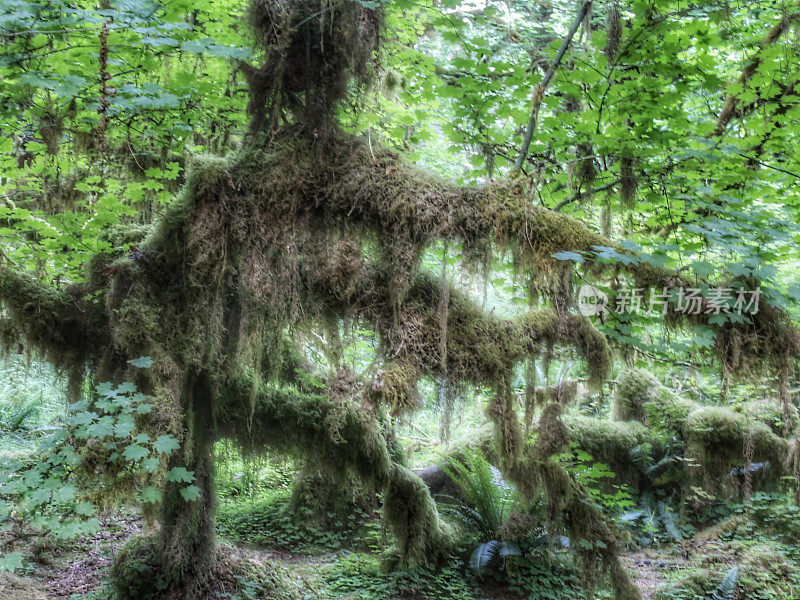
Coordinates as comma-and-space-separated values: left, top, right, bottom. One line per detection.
367, 360, 421, 416
0, 269, 106, 368
605, 1, 623, 61
3, 24, 800, 599
288, 464, 376, 528
245, 0, 381, 130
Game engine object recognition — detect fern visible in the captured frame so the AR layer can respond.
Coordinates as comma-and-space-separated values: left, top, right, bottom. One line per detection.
657, 501, 682, 542
438, 450, 523, 576
470, 540, 500, 575
713, 565, 739, 600
439, 449, 516, 538
0, 396, 40, 433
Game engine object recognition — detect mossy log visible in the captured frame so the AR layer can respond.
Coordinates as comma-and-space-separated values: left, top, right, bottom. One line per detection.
564, 415, 657, 491
684, 406, 789, 499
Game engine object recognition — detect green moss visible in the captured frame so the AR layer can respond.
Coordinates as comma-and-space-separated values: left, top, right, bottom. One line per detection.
612, 368, 661, 423
644, 389, 697, 435
111, 534, 161, 600
367, 361, 421, 415
288, 465, 376, 529
733, 399, 798, 435
684, 406, 789, 497
0, 573, 46, 600
654, 542, 800, 600
219, 373, 454, 565
111, 534, 299, 600
564, 415, 656, 490
0, 269, 105, 367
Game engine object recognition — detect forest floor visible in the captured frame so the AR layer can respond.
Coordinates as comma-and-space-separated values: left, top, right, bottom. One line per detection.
0, 512, 689, 600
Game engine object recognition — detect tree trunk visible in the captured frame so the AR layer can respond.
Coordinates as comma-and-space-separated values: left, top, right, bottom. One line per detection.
158, 370, 217, 597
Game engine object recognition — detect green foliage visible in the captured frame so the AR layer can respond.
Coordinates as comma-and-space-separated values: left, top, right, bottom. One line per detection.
438, 449, 517, 540
713, 566, 738, 600
437, 449, 523, 576
217, 491, 377, 555
0, 366, 194, 571
321, 552, 477, 600
619, 491, 685, 546
0, 357, 65, 444
111, 534, 299, 600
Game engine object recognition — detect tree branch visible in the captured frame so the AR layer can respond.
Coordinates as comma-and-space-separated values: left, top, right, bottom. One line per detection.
514, 0, 593, 170
554, 177, 621, 211
218, 373, 455, 564
712, 10, 800, 137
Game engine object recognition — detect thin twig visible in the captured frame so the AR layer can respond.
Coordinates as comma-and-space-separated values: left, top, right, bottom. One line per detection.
514, 0, 593, 170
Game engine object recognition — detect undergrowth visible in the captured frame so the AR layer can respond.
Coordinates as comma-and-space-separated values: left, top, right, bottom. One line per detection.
217, 490, 379, 554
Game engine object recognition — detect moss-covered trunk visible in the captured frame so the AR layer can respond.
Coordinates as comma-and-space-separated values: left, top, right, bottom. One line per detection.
158, 370, 217, 596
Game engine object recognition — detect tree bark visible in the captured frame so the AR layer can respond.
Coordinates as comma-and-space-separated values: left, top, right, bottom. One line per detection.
158, 370, 217, 597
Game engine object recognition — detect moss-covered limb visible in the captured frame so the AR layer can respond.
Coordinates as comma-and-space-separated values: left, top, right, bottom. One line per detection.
231, 132, 631, 278
217, 373, 454, 564
170, 134, 799, 378
732, 398, 799, 436
297, 257, 612, 388
0, 267, 108, 364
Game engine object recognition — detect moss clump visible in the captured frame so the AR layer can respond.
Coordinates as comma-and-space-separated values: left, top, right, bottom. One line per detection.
684, 406, 789, 498
110, 534, 161, 600
367, 361, 421, 415
733, 399, 798, 436
564, 415, 656, 490
612, 368, 662, 423
0, 573, 46, 600
643, 389, 697, 436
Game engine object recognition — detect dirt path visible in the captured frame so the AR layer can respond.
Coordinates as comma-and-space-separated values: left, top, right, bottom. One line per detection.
621, 551, 688, 599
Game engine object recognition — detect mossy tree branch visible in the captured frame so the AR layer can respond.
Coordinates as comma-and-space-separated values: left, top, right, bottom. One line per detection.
0, 267, 108, 366
217, 372, 455, 564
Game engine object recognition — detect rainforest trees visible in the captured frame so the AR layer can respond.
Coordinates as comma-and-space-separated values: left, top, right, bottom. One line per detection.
2, 1, 800, 599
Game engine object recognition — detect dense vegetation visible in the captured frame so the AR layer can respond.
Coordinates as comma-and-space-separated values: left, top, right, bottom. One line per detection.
2, 0, 800, 599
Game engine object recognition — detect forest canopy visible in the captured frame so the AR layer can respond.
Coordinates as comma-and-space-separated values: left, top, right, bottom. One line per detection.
2, 1, 800, 599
